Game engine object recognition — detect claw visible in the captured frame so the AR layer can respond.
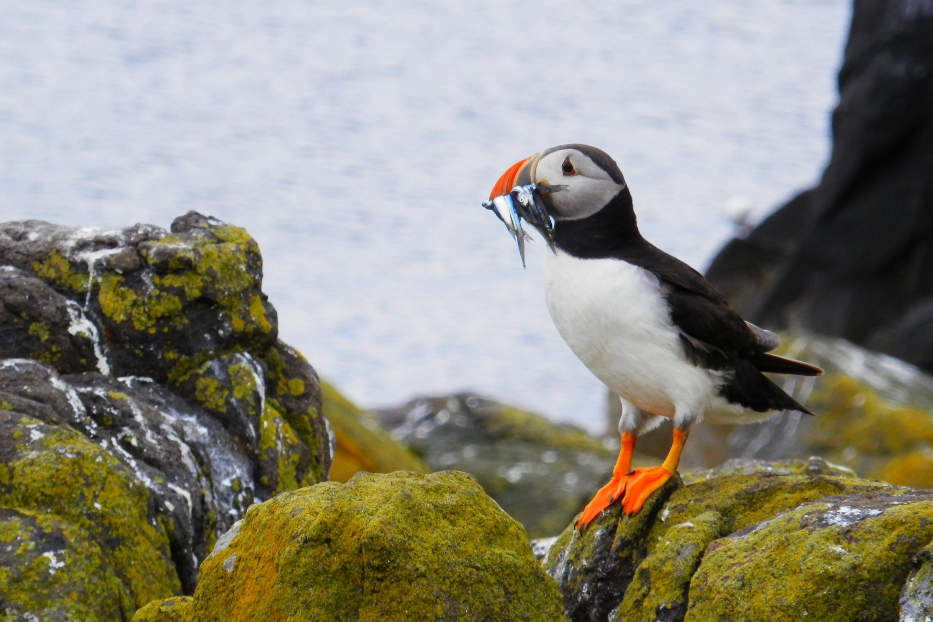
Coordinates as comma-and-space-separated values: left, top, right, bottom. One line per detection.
576, 474, 629, 529
621, 466, 673, 516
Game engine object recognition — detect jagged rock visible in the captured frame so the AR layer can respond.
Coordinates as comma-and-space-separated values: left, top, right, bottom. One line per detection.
0, 213, 333, 616
372, 393, 614, 537
543, 457, 933, 622
705, 0, 933, 373
172, 471, 565, 621
320, 380, 427, 482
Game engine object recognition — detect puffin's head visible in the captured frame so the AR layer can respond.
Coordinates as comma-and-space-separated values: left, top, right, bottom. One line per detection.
488, 144, 628, 222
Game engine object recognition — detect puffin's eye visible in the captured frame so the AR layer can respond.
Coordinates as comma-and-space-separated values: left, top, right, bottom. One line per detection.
561, 157, 576, 176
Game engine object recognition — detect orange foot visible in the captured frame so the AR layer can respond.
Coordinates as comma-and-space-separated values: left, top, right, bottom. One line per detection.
621, 466, 674, 516
576, 474, 630, 529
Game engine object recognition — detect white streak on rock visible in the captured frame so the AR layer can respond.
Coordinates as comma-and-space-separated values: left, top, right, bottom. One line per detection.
65, 300, 110, 375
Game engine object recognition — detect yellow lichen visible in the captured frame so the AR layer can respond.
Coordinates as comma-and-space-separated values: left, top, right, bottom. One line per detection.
194, 377, 228, 414
32, 251, 89, 293
27, 322, 51, 342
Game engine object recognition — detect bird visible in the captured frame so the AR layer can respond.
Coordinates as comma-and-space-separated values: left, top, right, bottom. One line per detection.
485, 144, 823, 529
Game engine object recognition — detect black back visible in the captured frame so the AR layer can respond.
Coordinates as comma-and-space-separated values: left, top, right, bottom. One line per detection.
554, 189, 814, 414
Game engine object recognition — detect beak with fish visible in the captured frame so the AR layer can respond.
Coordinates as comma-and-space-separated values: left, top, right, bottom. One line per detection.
481, 154, 564, 266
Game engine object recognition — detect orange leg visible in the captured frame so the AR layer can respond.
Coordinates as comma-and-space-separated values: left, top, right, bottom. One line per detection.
576, 432, 636, 529
621, 428, 688, 516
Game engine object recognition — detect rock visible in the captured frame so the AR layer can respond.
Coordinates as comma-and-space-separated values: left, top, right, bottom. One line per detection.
0, 409, 180, 620
899, 541, 933, 622
131, 597, 194, 622
0, 213, 333, 613
186, 471, 566, 621
320, 380, 427, 482
705, 1, 933, 373
372, 393, 614, 537
543, 457, 932, 622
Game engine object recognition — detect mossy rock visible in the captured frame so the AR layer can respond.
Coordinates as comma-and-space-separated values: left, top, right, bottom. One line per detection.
544, 457, 930, 622
189, 471, 566, 621
373, 394, 614, 537
0, 214, 335, 614
320, 380, 426, 482
131, 596, 194, 622
803, 374, 933, 488
0, 411, 181, 620
688, 491, 933, 621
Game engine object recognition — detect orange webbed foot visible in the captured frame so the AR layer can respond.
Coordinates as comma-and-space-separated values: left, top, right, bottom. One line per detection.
621, 466, 673, 516
576, 474, 629, 530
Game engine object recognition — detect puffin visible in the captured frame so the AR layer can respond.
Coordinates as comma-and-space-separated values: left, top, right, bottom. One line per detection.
485, 144, 823, 529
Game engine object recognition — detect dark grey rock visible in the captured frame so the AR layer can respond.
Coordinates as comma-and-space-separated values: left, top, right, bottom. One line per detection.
705, 0, 933, 373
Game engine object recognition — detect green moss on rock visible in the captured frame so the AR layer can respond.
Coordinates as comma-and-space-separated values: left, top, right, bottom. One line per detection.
687, 492, 933, 621
804, 374, 933, 488
0, 412, 180, 618
545, 458, 923, 622
32, 250, 89, 293
131, 596, 194, 622
190, 471, 566, 621
258, 401, 306, 494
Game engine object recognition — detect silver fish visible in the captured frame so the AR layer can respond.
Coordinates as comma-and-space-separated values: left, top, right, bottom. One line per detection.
483, 183, 561, 266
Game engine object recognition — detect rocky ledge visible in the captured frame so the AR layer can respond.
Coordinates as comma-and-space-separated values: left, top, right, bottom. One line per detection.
542, 457, 932, 622
0, 213, 333, 618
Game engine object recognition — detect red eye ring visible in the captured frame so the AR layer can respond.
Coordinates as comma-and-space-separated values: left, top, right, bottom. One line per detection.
561, 156, 576, 175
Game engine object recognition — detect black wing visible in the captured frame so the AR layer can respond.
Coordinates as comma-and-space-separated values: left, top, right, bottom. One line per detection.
618, 239, 822, 376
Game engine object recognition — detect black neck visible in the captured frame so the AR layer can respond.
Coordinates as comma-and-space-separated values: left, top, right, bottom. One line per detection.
553, 190, 642, 258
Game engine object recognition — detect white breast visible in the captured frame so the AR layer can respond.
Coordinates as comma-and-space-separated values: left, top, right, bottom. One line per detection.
543, 249, 719, 421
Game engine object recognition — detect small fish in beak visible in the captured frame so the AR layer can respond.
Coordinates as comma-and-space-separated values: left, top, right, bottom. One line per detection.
482, 183, 561, 267
485, 192, 529, 265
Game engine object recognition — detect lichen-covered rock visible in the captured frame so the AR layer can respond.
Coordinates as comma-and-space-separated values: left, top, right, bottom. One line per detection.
544, 457, 931, 622
189, 471, 566, 621
0, 213, 333, 615
373, 393, 614, 537
689, 491, 933, 622
321, 380, 427, 482
0, 409, 180, 620
131, 596, 194, 622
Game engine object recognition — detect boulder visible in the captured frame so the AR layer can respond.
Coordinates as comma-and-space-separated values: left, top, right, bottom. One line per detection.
373, 393, 614, 537
0, 213, 333, 615
543, 457, 933, 622
320, 380, 427, 482
175, 471, 565, 621
0, 409, 179, 621
705, 0, 933, 373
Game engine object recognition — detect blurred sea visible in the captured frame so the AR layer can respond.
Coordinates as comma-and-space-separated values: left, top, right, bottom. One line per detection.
0, 1, 850, 433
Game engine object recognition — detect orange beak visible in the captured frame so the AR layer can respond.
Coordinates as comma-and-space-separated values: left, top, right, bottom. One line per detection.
488, 156, 532, 200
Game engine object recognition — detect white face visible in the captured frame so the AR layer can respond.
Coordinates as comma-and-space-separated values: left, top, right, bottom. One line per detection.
531, 147, 627, 220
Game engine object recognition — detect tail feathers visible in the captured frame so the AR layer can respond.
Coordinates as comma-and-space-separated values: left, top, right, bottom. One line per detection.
720, 359, 815, 415
752, 352, 824, 377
